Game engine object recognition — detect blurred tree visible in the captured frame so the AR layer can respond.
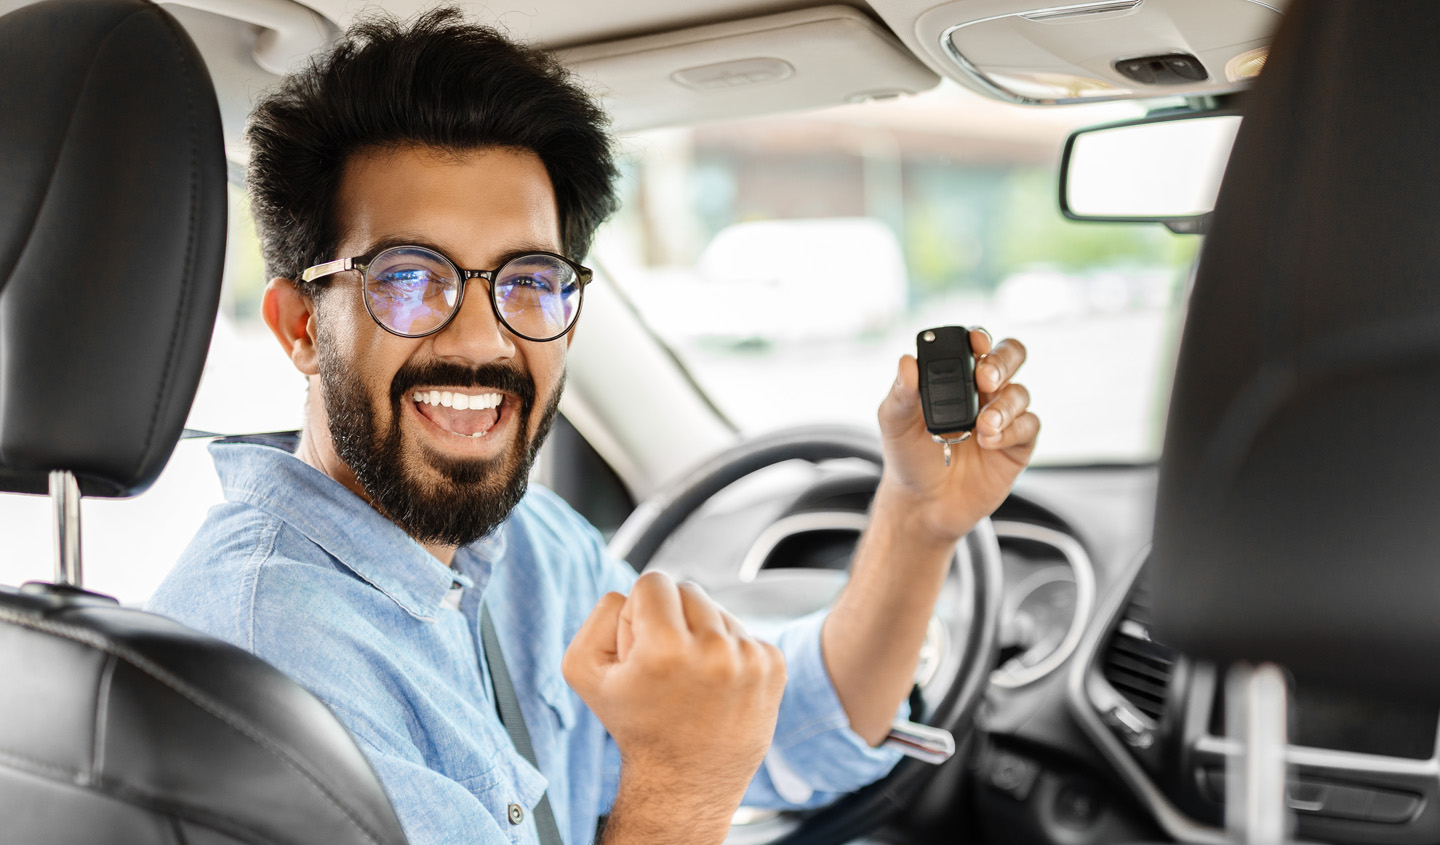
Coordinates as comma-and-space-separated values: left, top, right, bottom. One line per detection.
992, 167, 1199, 279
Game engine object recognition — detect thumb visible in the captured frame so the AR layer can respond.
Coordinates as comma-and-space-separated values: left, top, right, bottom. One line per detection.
878, 355, 923, 439
562, 591, 626, 696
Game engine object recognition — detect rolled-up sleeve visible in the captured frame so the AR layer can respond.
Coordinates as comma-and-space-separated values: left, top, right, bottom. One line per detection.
741, 609, 906, 808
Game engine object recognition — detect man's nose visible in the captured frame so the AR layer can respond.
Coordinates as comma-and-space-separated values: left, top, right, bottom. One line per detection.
430, 282, 517, 362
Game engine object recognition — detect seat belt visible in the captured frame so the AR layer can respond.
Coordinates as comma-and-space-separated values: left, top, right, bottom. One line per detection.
480, 604, 565, 845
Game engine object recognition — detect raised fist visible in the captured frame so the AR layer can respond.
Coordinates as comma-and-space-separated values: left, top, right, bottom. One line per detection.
562, 571, 786, 826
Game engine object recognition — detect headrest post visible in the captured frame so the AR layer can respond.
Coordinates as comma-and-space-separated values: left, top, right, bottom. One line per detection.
1224, 662, 1293, 843
49, 470, 82, 588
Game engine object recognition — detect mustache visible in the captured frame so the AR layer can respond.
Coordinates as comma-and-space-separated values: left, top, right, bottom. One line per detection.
388, 360, 536, 413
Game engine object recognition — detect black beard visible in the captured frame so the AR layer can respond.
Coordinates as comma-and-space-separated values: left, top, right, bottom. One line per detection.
317, 340, 563, 548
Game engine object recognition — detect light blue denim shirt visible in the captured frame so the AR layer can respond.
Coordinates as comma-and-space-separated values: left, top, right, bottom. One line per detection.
147, 441, 901, 845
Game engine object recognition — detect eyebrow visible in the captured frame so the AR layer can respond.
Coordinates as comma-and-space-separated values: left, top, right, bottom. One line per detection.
356, 236, 564, 268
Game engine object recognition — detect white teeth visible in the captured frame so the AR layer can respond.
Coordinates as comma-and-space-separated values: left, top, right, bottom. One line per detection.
469, 431, 486, 438
412, 390, 504, 410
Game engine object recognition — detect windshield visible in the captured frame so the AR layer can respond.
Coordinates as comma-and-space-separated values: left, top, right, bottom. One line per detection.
0, 84, 1201, 603
594, 81, 1199, 465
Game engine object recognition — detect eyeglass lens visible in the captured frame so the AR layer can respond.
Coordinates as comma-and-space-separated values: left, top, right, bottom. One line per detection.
363, 246, 581, 339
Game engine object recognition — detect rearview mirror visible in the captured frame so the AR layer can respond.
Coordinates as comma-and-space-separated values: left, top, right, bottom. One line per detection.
1060, 111, 1241, 234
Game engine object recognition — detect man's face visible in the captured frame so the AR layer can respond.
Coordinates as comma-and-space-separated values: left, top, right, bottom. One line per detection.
313, 145, 568, 547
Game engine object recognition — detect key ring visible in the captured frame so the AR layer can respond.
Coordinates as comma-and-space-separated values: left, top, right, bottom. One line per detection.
931, 431, 971, 467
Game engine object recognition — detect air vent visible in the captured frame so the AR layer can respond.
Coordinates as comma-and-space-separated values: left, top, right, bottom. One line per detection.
1101, 579, 1177, 722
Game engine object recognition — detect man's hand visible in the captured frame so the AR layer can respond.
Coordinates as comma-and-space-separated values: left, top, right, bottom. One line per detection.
824, 328, 1038, 745
562, 571, 786, 844
876, 328, 1039, 545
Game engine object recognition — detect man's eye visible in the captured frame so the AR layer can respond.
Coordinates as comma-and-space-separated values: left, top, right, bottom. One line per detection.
504, 274, 560, 295
377, 269, 438, 293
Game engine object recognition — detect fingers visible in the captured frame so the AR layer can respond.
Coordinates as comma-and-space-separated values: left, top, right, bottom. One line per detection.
678, 581, 728, 639
622, 571, 686, 644
717, 605, 748, 638
979, 410, 1041, 452
976, 337, 1027, 396
878, 354, 922, 437
574, 592, 627, 657
968, 326, 994, 358
624, 572, 739, 647
617, 604, 635, 661
975, 382, 1032, 442
737, 636, 787, 697
562, 591, 627, 692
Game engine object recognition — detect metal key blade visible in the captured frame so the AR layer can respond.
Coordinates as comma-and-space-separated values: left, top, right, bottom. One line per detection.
884, 719, 956, 765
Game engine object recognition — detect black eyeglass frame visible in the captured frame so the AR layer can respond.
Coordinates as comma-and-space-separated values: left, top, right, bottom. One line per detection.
299, 244, 593, 343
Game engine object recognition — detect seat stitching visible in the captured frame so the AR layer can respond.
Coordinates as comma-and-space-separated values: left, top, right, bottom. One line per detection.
0, 745, 81, 782
0, 606, 388, 845
134, 4, 203, 482
0, 750, 296, 845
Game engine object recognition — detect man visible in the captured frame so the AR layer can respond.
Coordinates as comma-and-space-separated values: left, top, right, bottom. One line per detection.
149, 8, 1040, 845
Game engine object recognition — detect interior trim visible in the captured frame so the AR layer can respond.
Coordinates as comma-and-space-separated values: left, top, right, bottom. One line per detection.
730, 505, 972, 705
988, 520, 1095, 689
1194, 737, 1440, 778
1019, 1, 1142, 23
737, 511, 871, 582
158, 0, 337, 75
1067, 545, 1231, 844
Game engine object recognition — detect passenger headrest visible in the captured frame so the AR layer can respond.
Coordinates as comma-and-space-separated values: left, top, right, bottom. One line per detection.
0, 0, 225, 498
1151, 0, 1440, 698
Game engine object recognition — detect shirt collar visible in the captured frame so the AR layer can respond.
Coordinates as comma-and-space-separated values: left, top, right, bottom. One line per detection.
209, 440, 509, 621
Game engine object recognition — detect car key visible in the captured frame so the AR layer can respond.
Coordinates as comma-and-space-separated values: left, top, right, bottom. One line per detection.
884, 719, 956, 765
917, 326, 978, 466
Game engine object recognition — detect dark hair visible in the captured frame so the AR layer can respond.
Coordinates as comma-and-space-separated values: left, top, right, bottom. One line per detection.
246, 7, 619, 288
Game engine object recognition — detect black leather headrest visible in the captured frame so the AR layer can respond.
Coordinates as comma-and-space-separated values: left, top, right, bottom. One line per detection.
0, 0, 225, 498
1151, 0, 1440, 698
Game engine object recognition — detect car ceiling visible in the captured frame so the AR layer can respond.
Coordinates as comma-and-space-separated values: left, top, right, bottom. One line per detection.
0, 0, 1286, 161
306, 0, 851, 48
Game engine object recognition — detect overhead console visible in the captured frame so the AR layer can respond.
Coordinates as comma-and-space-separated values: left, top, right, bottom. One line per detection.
873, 0, 1288, 105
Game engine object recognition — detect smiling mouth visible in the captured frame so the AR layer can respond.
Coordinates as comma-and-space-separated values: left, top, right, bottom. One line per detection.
411, 389, 506, 438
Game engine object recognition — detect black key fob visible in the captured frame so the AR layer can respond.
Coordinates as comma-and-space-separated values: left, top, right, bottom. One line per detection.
917, 326, 978, 436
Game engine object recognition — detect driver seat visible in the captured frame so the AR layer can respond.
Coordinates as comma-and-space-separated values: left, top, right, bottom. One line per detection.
0, 1, 408, 843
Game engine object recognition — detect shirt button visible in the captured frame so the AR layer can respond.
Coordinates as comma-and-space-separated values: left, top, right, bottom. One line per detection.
507, 803, 525, 825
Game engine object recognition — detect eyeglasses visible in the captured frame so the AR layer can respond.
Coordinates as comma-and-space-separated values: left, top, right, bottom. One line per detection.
300, 245, 592, 342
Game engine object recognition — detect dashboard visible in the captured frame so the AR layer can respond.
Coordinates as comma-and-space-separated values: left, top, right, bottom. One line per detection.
641, 458, 1440, 845
995, 466, 1440, 845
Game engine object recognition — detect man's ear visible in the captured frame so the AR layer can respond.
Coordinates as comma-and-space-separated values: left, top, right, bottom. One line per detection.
262, 278, 320, 376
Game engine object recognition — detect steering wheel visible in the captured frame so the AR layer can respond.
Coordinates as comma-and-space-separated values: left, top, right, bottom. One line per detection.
608, 425, 1003, 845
